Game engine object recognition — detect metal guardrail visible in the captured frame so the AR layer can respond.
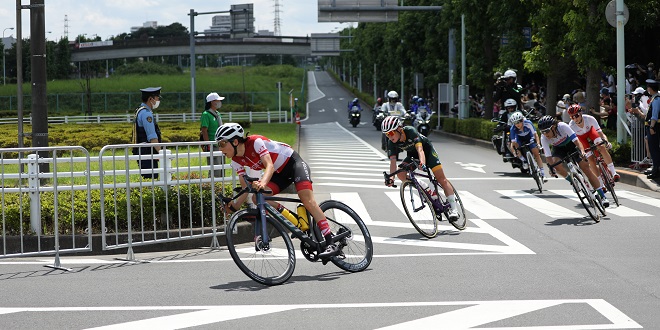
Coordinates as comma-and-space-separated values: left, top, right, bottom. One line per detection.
0, 111, 289, 125
0, 141, 239, 267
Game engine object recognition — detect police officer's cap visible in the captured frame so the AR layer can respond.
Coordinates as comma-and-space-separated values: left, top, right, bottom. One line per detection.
140, 87, 162, 99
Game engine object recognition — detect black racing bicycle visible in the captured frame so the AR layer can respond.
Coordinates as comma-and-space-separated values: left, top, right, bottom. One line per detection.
221, 175, 373, 286
515, 141, 544, 193
384, 159, 467, 238
548, 150, 605, 222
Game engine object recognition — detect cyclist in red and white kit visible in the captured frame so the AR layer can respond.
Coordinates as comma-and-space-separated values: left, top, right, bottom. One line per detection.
567, 104, 620, 182
216, 123, 341, 259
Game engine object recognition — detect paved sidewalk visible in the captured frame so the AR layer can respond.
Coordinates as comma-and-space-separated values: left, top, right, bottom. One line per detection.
432, 129, 660, 192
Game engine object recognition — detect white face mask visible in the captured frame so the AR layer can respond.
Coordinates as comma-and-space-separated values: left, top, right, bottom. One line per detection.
152, 100, 160, 109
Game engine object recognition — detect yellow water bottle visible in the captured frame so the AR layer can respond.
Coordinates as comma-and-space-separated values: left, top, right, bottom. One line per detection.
277, 204, 301, 228
296, 203, 310, 231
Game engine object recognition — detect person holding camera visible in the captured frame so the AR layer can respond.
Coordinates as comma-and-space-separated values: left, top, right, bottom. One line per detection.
494, 69, 523, 110
644, 80, 660, 179
628, 87, 653, 166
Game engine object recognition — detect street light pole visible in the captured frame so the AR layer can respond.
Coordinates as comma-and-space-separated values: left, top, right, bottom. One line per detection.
2, 27, 14, 85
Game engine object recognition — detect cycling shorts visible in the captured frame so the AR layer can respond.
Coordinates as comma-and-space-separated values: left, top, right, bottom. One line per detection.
576, 126, 602, 150
513, 134, 538, 150
266, 151, 313, 195
402, 147, 443, 172
550, 142, 582, 164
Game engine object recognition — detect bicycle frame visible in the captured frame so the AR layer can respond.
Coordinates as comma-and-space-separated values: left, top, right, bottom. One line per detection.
386, 160, 448, 214
235, 182, 353, 260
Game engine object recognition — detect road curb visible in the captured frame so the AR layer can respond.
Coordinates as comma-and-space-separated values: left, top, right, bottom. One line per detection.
431, 129, 660, 192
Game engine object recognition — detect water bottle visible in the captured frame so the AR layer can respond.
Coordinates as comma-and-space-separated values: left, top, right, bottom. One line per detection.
277, 204, 302, 229
296, 203, 310, 231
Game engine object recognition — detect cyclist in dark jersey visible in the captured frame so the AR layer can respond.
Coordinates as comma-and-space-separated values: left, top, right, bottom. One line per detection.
216, 123, 341, 259
381, 116, 459, 221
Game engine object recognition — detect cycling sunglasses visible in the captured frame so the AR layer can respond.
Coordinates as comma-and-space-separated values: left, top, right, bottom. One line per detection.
218, 139, 231, 148
385, 130, 397, 137
570, 114, 581, 119
540, 128, 552, 134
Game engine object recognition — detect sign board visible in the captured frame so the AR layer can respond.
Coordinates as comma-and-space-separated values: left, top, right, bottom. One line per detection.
311, 33, 341, 56
414, 73, 424, 90
437, 83, 450, 104
318, 0, 399, 23
230, 3, 255, 38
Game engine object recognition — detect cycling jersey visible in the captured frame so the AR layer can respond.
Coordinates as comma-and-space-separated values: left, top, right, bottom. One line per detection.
510, 119, 537, 147
229, 135, 293, 176
540, 122, 579, 158
387, 126, 442, 170
569, 114, 603, 147
381, 102, 405, 117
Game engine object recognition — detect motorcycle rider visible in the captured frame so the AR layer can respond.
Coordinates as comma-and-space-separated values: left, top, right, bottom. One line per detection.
409, 95, 420, 115
494, 69, 523, 111
373, 97, 384, 124
348, 97, 362, 120
509, 111, 546, 180
413, 98, 432, 136
381, 91, 405, 117
497, 98, 523, 161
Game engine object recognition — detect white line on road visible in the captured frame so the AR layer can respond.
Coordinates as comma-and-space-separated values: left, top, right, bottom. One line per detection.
496, 190, 584, 219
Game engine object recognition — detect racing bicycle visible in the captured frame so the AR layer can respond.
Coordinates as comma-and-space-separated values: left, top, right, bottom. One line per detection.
586, 142, 620, 207
384, 159, 467, 238
548, 150, 605, 222
221, 175, 373, 286
515, 141, 544, 193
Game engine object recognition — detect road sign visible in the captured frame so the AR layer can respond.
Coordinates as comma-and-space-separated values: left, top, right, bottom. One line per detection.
318, 0, 399, 23
311, 33, 341, 56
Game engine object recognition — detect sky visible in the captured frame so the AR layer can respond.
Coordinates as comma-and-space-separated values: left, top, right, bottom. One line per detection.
0, 0, 348, 40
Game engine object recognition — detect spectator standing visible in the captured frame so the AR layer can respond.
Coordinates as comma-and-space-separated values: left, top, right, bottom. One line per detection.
132, 87, 162, 179
556, 94, 571, 123
200, 92, 225, 178
628, 87, 652, 166
645, 80, 660, 179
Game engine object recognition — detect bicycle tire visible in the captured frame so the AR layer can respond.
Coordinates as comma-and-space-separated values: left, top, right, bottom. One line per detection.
447, 181, 468, 230
319, 200, 373, 272
400, 180, 439, 238
225, 210, 296, 286
597, 159, 620, 207
526, 150, 543, 193
572, 172, 600, 222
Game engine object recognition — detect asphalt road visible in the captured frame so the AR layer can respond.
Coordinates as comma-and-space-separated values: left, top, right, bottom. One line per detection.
0, 71, 658, 329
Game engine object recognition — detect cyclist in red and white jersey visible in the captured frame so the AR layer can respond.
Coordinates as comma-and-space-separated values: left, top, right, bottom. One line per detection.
538, 116, 609, 207
567, 104, 620, 182
216, 123, 341, 259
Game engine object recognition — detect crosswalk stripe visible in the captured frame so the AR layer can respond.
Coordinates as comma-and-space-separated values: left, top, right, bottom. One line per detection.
309, 159, 387, 165
496, 190, 584, 218
616, 190, 660, 208
308, 155, 386, 161
329, 192, 373, 224
314, 171, 386, 177
549, 190, 652, 217
458, 191, 517, 219
384, 191, 435, 223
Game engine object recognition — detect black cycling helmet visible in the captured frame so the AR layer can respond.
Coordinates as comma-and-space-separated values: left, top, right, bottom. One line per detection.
537, 115, 556, 131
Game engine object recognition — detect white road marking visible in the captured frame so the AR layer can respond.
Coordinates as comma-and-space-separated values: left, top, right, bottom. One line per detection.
0, 300, 640, 330
496, 190, 584, 218
550, 190, 652, 217
459, 190, 517, 219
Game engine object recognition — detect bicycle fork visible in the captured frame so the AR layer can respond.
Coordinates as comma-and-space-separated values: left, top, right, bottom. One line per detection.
254, 193, 270, 252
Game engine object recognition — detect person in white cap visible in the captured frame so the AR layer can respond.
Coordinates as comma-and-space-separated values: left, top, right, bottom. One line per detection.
628, 87, 652, 166
201, 92, 225, 177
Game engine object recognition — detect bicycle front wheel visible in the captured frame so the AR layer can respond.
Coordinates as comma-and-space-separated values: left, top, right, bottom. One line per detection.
225, 210, 296, 286
319, 200, 373, 272
597, 160, 620, 207
400, 180, 438, 238
572, 172, 600, 222
526, 151, 543, 193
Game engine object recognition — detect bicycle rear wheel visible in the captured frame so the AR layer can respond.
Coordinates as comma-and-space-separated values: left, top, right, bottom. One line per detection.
400, 180, 438, 238
319, 200, 373, 272
526, 150, 543, 193
225, 210, 296, 286
597, 160, 620, 206
447, 181, 468, 230
572, 172, 600, 222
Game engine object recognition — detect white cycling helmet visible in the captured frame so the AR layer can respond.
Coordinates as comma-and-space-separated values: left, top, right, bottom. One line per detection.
503, 98, 517, 108
381, 115, 402, 133
509, 111, 524, 124
215, 123, 245, 142
502, 69, 517, 79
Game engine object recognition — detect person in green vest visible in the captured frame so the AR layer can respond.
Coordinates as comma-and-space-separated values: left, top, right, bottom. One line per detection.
200, 92, 224, 177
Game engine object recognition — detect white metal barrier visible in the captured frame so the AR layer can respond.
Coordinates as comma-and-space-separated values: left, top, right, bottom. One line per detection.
0, 146, 93, 270
0, 141, 237, 266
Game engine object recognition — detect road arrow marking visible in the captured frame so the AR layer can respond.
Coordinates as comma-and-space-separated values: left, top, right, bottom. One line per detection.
454, 161, 486, 173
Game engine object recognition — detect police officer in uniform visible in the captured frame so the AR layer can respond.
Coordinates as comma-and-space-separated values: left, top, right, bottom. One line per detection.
644, 80, 660, 179
132, 87, 162, 179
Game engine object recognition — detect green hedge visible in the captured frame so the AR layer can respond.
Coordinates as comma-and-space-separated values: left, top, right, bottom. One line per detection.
3, 180, 237, 236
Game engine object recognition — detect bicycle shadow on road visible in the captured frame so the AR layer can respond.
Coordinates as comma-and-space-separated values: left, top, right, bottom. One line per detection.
210, 270, 363, 291
545, 217, 599, 226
